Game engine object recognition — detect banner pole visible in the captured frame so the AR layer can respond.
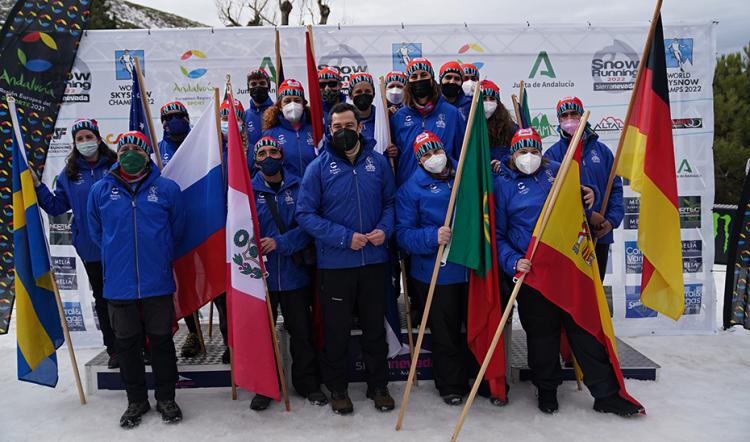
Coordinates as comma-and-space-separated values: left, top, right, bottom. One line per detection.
511, 94, 522, 127
208, 302, 214, 338
133, 57, 163, 170
379, 76, 417, 386
600, 0, 663, 215
396, 84, 483, 431
450, 111, 591, 441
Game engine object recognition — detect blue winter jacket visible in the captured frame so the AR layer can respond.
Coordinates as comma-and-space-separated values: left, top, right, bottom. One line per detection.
493, 158, 599, 277
544, 128, 623, 244
245, 97, 274, 159
263, 113, 317, 178
396, 164, 468, 285
87, 163, 186, 300
157, 133, 182, 167
390, 96, 466, 187
252, 172, 312, 292
322, 92, 348, 129
359, 105, 376, 144
448, 91, 472, 123
296, 138, 396, 269
36, 157, 113, 262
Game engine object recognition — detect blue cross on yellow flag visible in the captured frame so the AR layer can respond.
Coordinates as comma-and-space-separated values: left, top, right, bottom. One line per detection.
11, 98, 64, 387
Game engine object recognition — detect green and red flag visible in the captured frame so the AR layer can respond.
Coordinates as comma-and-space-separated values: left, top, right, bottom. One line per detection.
519, 88, 532, 129
447, 91, 506, 401
616, 15, 684, 320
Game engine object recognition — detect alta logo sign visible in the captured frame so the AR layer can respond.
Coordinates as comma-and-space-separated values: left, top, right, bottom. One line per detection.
593, 116, 625, 132
517, 51, 574, 89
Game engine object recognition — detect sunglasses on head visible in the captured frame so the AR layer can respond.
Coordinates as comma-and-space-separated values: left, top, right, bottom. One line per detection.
320, 81, 339, 89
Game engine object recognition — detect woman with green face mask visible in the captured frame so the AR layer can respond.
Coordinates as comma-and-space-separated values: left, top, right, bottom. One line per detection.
87, 130, 187, 429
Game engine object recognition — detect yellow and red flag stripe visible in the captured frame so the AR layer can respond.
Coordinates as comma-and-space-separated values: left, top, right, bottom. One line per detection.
616, 15, 684, 320
524, 140, 642, 409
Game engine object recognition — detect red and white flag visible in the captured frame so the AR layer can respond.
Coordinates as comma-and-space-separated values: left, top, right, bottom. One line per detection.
225, 95, 280, 400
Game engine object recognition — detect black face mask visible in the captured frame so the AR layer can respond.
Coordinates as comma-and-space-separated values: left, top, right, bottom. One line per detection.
441, 82, 461, 99
322, 89, 340, 105
410, 79, 433, 99
249, 86, 269, 103
330, 128, 359, 155
353, 94, 374, 111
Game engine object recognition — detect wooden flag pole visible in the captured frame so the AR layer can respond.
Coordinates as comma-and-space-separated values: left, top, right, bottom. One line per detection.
133, 57, 163, 170
600, 0, 663, 215
230, 347, 238, 400
511, 94, 522, 127
193, 312, 206, 353
306, 25, 316, 61
263, 284, 291, 411
8, 94, 86, 405
395, 84, 483, 431
208, 302, 214, 338
450, 111, 591, 442
275, 28, 282, 97
208, 87, 224, 341
379, 76, 417, 386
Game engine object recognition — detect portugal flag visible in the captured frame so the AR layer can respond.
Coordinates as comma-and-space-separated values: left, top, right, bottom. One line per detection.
616, 15, 684, 320
447, 91, 506, 401
523, 137, 642, 410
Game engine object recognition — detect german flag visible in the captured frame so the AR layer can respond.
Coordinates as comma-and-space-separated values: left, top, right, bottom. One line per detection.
616, 15, 684, 320
523, 135, 641, 410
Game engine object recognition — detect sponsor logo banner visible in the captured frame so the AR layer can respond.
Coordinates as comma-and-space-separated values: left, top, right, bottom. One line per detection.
678, 196, 702, 229
683, 283, 703, 315
625, 286, 658, 318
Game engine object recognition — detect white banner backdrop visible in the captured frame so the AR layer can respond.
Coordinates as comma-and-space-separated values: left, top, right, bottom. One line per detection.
43, 22, 717, 347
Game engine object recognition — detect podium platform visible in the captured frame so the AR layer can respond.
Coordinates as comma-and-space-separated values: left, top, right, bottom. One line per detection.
85, 322, 659, 393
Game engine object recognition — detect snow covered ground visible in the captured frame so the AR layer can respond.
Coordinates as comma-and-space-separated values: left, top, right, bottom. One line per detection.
1, 270, 748, 441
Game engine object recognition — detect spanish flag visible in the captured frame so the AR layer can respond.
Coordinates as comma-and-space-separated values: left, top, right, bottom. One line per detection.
616, 15, 684, 320
523, 138, 641, 409
11, 99, 64, 387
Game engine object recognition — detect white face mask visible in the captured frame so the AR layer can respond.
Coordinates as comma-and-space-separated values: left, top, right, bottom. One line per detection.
423, 152, 447, 174
462, 80, 477, 97
386, 87, 404, 105
282, 102, 304, 123
75, 140, 99, 157
483, 101, 498, 119
515, 152, 542, 175
220, 120, 229, 135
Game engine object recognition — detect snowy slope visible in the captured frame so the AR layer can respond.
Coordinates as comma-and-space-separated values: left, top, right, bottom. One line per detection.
1, 317, 748, 441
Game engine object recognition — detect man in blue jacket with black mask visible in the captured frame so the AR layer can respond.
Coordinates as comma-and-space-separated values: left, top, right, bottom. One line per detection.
297, 103, 396, 415
158, 101, 190, 167
544, 96, 624, 280
88, 131, 186, 429
246, 136, 327, 412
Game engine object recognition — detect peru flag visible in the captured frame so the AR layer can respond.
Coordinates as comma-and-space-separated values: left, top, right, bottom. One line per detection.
224, 95, 280, 400
162, 98, 226, 320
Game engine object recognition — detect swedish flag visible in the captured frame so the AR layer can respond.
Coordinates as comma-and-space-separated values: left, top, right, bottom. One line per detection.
12, 107, 63, 387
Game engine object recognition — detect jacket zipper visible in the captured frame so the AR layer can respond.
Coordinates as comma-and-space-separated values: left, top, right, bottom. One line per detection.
131, 196, 142, 298
296, 131, 302, 174
352, 167, 365, 266
275, 194, 282, 291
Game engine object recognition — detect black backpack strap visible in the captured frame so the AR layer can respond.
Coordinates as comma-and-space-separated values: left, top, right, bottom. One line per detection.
265, 192, 287, 234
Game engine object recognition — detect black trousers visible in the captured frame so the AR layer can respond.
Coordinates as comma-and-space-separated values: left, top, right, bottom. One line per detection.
83, 261, 116, 355
516, 284, 619, 399
413, 280, 471, 396
319, 263, 388, 393
595, 243, 610, 282
182, 312, 198, 334
108, 294, 178, 403
269, 286, 320, 396
213, 293, 228, 345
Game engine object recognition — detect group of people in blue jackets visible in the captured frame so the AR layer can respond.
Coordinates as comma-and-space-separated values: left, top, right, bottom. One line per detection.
31, 56, 643, 429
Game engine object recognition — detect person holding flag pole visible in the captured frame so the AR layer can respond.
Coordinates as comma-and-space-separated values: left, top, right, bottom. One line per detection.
9, 95, 86, 405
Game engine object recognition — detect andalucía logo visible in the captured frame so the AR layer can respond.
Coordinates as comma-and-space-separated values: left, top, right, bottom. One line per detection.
392, 43, 422, 71
591, 39, 639, 92
180, 49, 208, 79
457, 43, 485, 70
677, 159, 701, 179
531, 113, 555, 139
17, 32, 57, 72
593, 116, 625, 132
516, 51, 574, 89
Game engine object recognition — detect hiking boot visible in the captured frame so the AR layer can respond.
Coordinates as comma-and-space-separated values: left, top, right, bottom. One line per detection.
221, 347, 230, 364
180, 333, 201, 358
119, 401, 150, 429
156, 400, 183, 423
490, 383, 510, 407
307, 390, 329, 406
250, 394, 273, 411
330, 391, 353, 415
442, 394, 463, 406
366, 387, 395, 412
594, 394, 645, 417
107, 353, 119, 369
538, 388, 559, 414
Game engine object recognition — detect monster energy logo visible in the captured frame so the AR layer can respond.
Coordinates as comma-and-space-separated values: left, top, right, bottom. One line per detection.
713, 212, 732, 254
529, 51, 556, 79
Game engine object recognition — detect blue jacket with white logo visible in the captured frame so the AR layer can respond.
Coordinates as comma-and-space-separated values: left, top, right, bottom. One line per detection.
359, 104, 377, 144
36, 157, 114, 262
544, 128, 623, 244
322, 92, 348, 128
450, 91, 472, 123
87, 163, 186, 300
396, 163, 468, 285
263, 113, 317, 178
296, 137, 395, 269
390, 96, 465, 187
158, 132, 182, 167
251, 172, 312, 292
245, 97, 274, 159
